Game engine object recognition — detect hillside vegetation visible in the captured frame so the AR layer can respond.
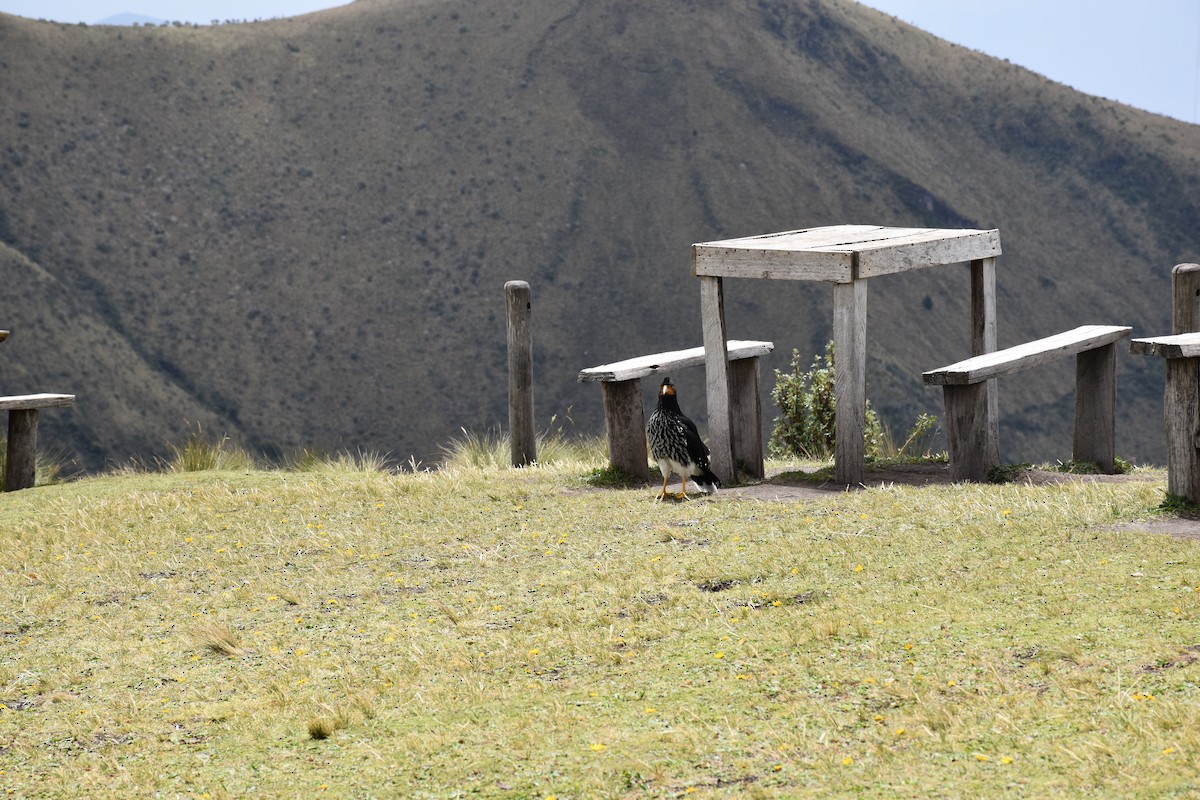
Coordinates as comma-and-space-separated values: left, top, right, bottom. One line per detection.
1, 0, 1199, 472
3, 462, 1200, 796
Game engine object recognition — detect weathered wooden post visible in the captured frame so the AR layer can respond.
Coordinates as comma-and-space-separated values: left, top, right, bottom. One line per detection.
699, 276, 735, 483
505, 280, 536, 467
0, 394, 75, 491
1130, 264, 1200, 501
833, 279, 868, 485
970, 257, 1000, 465
1167, 264, 1200, 498
729, 356, 765, 479
6, 408, 38, 491
1072, 341, 1119, 472
1173, 263, 1200, 334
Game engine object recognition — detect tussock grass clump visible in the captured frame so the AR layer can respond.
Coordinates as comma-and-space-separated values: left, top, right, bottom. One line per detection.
284, 448, 393, 474
163, 426, 257, 472
1, 461, 1195, 798
194, 621, 244, 657
441, 425, 606, 469
307, 708, 351, 740
0, 435, 71, 489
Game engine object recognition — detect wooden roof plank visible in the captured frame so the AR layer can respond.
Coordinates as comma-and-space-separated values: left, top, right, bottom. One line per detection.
856, 228, 1001, 278
692, 225, 1001, 282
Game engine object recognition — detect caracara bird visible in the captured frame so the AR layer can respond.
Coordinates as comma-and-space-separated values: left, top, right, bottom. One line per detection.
646, 376, 720, 500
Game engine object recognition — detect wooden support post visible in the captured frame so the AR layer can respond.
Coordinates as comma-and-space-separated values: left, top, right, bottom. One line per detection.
1164, 357, 1200, 501
700, 276, 735, 483
600, 379, 649, 480
1167, 265, 1200, 500
1073, 343, 1117, 472
505, 281, 536, 467
834, 279, 867, 485
1172, 263, 1200, 334
942, 382, 996, 482
729, 356, 764, 479
6, 408, 38, 491
971, 257, 999, 464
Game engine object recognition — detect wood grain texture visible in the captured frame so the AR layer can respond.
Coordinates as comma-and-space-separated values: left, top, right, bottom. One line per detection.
971, 257, 999, 465
942, 382, 998, 482
833, 279, 867, 485
5, 408, 38, 491
1130, 333, 1200, 359
692, 246, 852, 282
578, 340, 774, 383
505, 281, 536, 467
0, 393, 74, 411
929, 324, 1128, 481
1073, 343, 1117, 472
700, 276, 735, 483
729, 357, 764, 480
692, 225, 1000, 282
1133, 266, 1200, 498
970, 258, 998, 357
855, 229, 1001, 279
1173, 263, 1200, 334
600, 379, 649, 481
924, 325, 1132, 385
1164, 358, 1200, 500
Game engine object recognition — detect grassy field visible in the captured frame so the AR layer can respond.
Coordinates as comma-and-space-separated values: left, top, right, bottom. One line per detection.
2, 457, 1199, 798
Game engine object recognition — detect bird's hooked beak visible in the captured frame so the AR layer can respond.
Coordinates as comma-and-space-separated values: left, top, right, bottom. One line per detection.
660, 380, 676, 397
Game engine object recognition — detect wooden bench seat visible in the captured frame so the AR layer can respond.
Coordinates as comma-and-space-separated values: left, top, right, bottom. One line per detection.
579, 340, 773, 481
1131, 332, 1200, 500
1129, 332, 1200, 359
923, 324, 1131, 481
0, 393, 75, 491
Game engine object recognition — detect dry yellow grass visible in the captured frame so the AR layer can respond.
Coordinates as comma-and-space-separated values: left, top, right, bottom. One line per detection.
1, 461, 1198, 797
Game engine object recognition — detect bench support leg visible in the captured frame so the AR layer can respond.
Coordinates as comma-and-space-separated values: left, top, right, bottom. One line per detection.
1164, 356, 1200, 502
6, 408, 38, 491
943, 382, 999, 482
834, 279, 867, 485
970, 257, 1000, 467
601, 379, 650, 481
730, 356, 764, 480
1165, 265, 1200, 501
700, 276, 736, 483
1073, 343, 1117, 473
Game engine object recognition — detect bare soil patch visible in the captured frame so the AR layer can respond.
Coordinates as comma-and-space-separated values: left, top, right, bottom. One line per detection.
714, 462, 1154, 502
718, 463, 1200, 541
644, 464, 1200, 540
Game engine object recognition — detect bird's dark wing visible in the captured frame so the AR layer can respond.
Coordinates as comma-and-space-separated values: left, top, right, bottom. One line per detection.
677, 412, 701, 439
679, 417, 710, 461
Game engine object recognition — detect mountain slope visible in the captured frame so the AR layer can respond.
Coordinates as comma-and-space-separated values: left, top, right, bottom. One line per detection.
0, 0, 1197, 470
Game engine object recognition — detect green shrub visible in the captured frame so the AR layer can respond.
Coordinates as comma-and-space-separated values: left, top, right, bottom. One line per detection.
768, 341, 883, 460
878, 412, 941, 461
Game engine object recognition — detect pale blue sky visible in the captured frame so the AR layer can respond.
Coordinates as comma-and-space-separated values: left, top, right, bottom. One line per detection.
863, 0, 1200, 123
1, 0, 1196, 123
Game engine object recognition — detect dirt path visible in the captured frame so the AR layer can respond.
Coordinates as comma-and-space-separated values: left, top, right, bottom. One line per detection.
658, 463, 1200, 539
713, 462, 1151, 500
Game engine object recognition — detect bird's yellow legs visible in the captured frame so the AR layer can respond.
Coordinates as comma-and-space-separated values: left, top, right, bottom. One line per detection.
657, 474, 690, 501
